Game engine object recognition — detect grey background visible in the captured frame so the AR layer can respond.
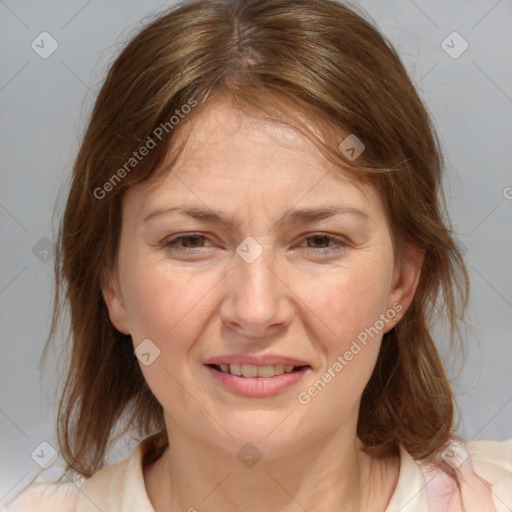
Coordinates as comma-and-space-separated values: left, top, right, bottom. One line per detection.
1, 0, 511, 504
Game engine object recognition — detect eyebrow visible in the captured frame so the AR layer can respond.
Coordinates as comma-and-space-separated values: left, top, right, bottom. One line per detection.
142, 204, 368, 230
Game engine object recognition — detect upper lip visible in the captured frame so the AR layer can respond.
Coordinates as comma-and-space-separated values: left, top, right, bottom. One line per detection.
204, 354, 310, 367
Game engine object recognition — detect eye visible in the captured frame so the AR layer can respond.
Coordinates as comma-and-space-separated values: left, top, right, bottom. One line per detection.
298, 233, 348, 254
163, 233, 213, 250
161, 232, 347, 255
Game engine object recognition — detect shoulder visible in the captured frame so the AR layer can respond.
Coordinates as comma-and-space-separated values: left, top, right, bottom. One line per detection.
466, 438, 512, 509
415, 438, 512, 512
75, 433, 160, 511
1, 482, 80, 512
2, 432, 165, 512
466, 438, 512, 471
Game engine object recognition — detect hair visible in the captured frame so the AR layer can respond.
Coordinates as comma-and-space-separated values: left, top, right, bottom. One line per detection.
42, 0, 469, 482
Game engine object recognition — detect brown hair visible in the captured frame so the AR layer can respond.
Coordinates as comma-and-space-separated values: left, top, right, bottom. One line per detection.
42, 0, 469, 480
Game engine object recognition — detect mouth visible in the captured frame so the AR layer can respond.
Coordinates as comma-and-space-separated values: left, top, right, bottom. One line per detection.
206, 363, 310, 378
204, 361, 311, 397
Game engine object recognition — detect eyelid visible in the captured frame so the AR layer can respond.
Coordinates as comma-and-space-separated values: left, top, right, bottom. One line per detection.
162, 233, 214, 249
297, 233, 348, 252
162, 232, 349, 253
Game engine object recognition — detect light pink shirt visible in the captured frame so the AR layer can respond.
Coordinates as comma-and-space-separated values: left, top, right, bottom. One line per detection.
3, 433, 511, 511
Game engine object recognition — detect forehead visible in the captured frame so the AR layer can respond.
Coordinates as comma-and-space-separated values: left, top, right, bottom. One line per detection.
159, 100, 361, 180
165, 100, 333, 181
124, 99, 381, 220
182, 100, 311, 150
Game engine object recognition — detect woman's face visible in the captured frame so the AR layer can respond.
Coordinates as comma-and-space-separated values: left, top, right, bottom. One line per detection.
104, 99, 420, 458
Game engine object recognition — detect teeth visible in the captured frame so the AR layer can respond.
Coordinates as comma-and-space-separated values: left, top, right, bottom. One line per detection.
257, 365, 274, 377
242, 364, 258, 377
216, 363, 300, 377
272, 364, 285, 376
229, 363, 242, 376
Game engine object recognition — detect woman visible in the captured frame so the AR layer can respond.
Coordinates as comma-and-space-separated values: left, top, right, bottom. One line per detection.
4, 0, 511, 510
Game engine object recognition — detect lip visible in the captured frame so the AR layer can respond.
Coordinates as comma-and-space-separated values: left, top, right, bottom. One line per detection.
203, 353, 312, 398
203, 354, 310, 366
205, 364, 310, 397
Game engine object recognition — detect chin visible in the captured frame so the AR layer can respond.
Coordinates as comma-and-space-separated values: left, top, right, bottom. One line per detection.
212, 409, 314, 455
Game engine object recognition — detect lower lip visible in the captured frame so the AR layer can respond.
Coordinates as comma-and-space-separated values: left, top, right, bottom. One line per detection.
205, 365, 310, 397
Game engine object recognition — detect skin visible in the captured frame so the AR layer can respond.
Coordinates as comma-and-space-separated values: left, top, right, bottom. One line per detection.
103, 98, 423, 512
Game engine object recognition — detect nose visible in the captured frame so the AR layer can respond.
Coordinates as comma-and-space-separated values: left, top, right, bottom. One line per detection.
219, 241, 294, 340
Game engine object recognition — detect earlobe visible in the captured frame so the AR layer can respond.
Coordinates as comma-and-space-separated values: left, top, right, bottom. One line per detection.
102, 276, 131, 335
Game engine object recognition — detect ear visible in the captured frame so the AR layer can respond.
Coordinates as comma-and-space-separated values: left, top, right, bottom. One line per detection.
102, 269, 131, 335
384, 243, 424, 331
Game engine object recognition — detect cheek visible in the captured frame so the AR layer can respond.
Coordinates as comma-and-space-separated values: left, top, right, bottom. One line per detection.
121, 256, 222, 345
121, 261, 221, 402
303, 259, 393, 343
294, 264, 391, 414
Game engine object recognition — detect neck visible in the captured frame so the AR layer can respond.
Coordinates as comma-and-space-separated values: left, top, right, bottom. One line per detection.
144, 425, 399, 512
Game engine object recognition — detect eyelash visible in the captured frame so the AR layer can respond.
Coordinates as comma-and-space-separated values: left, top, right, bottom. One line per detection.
162, 233, 348, 254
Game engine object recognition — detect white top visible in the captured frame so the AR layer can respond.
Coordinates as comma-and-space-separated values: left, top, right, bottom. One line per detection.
3, 433, 511, 512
